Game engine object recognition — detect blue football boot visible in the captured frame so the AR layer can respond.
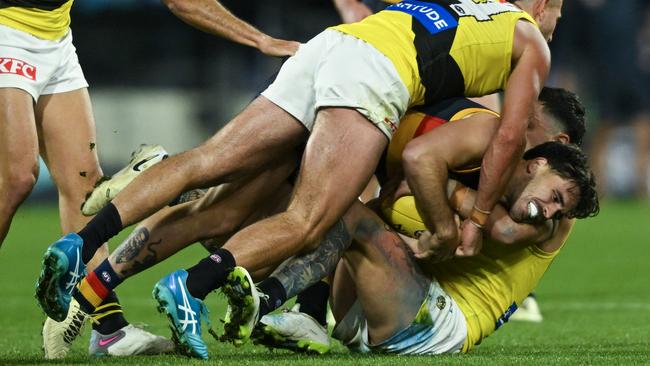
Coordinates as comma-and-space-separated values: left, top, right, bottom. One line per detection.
152, 270, 212, 360
35, 233, 86, 322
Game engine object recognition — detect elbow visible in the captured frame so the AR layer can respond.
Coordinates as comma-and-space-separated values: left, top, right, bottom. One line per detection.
489, 222, 517, 245
402, 142, 428, 174
494, 129, 526, 153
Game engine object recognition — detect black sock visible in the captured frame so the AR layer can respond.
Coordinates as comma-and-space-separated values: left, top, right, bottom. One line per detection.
186, 248, 236, 300
258, 277, 287, 318
296, 280, 330, 326
91, 292, 129, 335
78, 203, 123, 264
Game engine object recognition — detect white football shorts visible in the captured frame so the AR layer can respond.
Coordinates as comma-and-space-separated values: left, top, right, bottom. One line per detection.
0, 24, 88, 101
261, 29, 410, 140
332, 278, 467, 355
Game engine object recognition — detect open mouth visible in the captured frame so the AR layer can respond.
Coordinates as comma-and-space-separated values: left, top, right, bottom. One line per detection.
527, 201, 540, 221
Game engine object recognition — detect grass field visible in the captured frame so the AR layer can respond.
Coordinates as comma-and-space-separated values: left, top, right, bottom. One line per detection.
1, 201, 649, 365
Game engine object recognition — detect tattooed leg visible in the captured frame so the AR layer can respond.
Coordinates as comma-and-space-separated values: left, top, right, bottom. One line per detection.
270, 217, 352, 299
108, 159, 296, 279
336, 205, 430, 345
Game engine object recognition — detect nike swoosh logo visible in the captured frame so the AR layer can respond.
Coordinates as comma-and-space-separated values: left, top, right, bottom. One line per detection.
133, 154, 159, 172
98, 335, 120, 346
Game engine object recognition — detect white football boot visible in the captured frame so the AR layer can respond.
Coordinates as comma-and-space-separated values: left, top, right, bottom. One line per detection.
42, 298, 88, 359
82, 144, 168, 216
252, 305, 330, 355
88, 324, 174, 356
510, 294, 543, 322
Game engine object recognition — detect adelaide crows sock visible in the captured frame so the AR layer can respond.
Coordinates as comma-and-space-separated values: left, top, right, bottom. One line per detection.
78, 203, 123, 264
91, 292, 129, 335
185, 248, 236, 300
73, 259, 123, 314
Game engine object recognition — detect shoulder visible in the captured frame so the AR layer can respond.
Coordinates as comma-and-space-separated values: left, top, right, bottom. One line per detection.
512, 21, 550, 65
535, 218, 576, 253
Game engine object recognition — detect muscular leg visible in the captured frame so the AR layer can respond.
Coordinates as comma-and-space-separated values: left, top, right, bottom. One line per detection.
111, 96, 306, 228
35, 89, 107, 268
0, 88, 39, 248
102, 155, 297, 281
335, 206, 430, 344
222, 107, 387, 271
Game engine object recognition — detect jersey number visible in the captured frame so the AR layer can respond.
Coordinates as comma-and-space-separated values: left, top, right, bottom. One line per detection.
449, 0, 521, 22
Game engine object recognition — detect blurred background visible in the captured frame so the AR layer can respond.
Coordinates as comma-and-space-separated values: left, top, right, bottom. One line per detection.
29, 0, 650, 201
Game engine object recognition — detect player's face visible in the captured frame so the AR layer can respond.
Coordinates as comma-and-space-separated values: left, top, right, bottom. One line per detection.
508, 161, 579, 224
539, 1, 563, 42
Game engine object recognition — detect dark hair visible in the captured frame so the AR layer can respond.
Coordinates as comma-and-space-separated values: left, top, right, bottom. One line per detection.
538, 87, 587, 147
523, 142, 599, 219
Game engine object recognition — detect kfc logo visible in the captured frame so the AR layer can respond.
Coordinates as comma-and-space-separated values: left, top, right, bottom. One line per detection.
0, 58, 36, 80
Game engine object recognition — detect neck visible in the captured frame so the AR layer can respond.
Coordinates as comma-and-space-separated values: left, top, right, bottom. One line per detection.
512, 0, 534, 16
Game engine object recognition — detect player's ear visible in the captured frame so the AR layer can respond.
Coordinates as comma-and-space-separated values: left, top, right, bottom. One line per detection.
526, 157, 547, 175
553, 133, 570, 144
534, 0, 550, 18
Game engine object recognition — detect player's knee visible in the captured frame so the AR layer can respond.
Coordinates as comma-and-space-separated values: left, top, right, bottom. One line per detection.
57, 166, 102, 201
1, 163, 39, 207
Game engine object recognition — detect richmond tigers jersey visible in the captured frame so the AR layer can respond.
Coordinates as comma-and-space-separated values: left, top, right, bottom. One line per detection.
0, 0, 73, 40
376, 97, 499, 187
377, 96, 567, 352
332, 0, 537, 107
431, 227, 567, 352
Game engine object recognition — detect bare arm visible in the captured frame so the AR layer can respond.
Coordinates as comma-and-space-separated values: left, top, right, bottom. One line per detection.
406, 179, 553, 260
459, 21, 551, 256
161, 0, 300, 56
450, 180, 555, 246
402, 112, 499, 252
333, 0, 373, 23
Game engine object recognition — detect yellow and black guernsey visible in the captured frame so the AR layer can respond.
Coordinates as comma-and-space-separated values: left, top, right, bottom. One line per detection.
376, 97, 498, 188
0, 0, 73, 40
332, 0, 537, 107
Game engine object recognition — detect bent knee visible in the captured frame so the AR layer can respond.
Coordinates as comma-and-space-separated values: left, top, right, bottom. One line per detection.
1, 164, 39, 205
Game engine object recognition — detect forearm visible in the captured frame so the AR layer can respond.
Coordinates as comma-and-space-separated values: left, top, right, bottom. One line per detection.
162, 0, 269, 50
449, 180, 548, 244
403, 154, 457, 241
333, 0, 356, 12
473, 131, 525, 213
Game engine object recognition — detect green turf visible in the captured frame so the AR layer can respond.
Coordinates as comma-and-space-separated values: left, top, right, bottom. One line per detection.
1, 201, 649, 365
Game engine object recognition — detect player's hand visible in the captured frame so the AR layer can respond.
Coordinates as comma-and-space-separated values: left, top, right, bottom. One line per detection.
411, 215, 461, 261
257, 36, 301, 57
337, 1, 373, 23
410, 231, 455, 262
456, 219, 483, 257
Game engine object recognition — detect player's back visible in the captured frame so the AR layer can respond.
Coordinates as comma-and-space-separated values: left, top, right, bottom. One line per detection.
0, 0, 73, 40
377, 97, 497, 186
332, 0, 537, 106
